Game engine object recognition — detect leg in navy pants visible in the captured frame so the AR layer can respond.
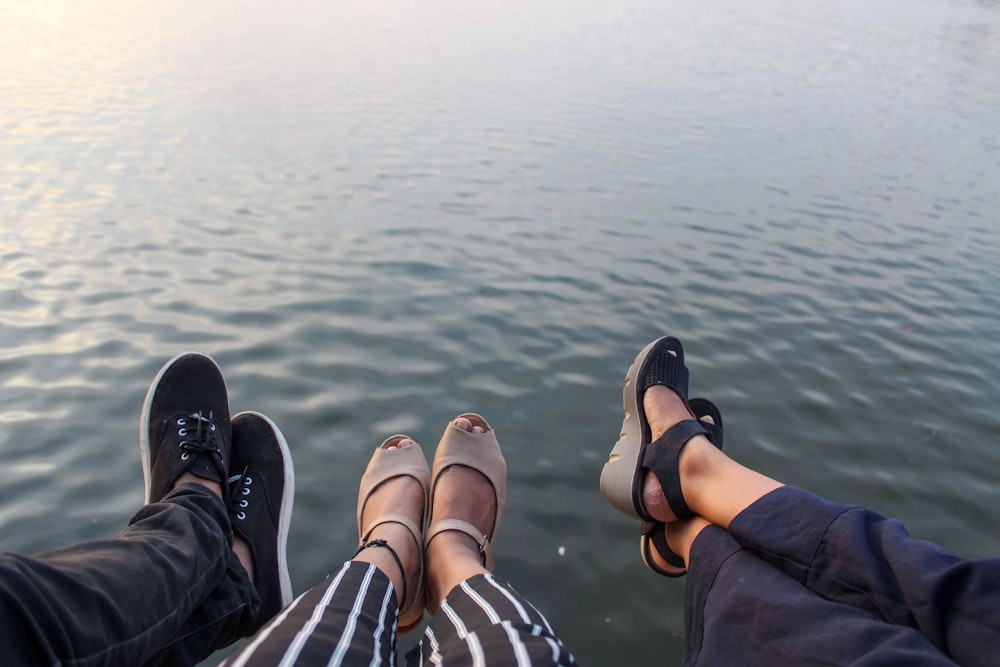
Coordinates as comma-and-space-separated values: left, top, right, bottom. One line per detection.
681, 486, 1000, 666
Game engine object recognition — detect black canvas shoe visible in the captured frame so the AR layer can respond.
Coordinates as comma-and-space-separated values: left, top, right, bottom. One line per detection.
228, 411, 295, 627
140, 352, 232, 505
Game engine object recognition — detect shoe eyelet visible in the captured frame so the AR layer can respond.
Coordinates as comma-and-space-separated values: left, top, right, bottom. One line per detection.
245, 476, 253, 485
240, 499, 248, 508
178, 428, 187, 436
242, 486, 251, 496
236, 511, 246, 520
210, 424, 216, 431
180, 452, 190, 461
177, 418, 186, 425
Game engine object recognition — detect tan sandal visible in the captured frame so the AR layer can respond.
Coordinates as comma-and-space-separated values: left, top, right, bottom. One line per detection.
425, 413, 507, 613
356, 435, 430, 633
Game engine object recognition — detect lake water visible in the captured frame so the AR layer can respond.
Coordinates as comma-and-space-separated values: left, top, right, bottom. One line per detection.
2, 0, 999, 663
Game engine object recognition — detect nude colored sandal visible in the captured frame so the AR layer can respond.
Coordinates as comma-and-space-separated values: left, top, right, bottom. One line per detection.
356, 435, 430, 633
425, 413, 507, 613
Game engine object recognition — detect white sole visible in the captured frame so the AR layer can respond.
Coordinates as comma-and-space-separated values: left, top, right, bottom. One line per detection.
233, 410, 296, 606
599, 338, 660, 520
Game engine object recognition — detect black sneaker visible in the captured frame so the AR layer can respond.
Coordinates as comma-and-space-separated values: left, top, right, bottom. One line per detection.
228, 411, 295, 627
140, 352, 232, 505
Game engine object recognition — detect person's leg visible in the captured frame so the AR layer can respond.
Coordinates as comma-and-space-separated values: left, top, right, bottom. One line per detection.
410, 415, 576, 666
148, 410, 296, 666
668, 519, 959, 667
223, 435, 427, 666
0, 480, 258, 666
726, 486, 1000, 667
0, 353, 260, 665
642, 384, 1000, 666
223, 561, 399, 667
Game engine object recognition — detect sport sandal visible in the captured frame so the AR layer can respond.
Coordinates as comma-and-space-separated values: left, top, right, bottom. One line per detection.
425, 413, 507, 614
357, 435, 430, 634
600, 336, 713, 522
639, 397, 723, 577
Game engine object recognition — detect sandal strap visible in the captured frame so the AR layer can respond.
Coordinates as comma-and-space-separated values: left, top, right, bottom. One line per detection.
359, 513, 423, 613
354, 539, 408, 613
642, 521, 685, 571
641, 419, 708, 520
362, 513, 422, 546
425, 519, 491, 565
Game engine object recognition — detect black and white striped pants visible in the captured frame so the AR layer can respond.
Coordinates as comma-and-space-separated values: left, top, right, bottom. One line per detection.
225, 561, 577, 666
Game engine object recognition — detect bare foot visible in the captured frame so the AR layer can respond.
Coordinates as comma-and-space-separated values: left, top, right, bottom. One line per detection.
425, 416, 498, 610
640, 385, 718, 522
641, 385, 785, 530
355, 437, 424, 609
647, 516, 712, 572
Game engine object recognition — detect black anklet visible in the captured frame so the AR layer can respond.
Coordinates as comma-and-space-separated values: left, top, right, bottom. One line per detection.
354, 539, 408, 609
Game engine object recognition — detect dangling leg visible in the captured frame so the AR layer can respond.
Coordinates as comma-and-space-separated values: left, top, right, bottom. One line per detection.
225, 434, 428, 666
410, 415, 576, 666
641, 383, 1000, 666
662, 518, 958, 666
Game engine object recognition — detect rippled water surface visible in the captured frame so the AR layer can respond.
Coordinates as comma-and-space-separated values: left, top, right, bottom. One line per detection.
2, 0, 1000, 663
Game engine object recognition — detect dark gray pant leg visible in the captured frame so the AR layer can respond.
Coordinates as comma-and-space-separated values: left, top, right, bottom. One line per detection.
728, 486, 1000, 666
686, 526, 957, 667
0, 484, 258, 666
144, 549, 260, 666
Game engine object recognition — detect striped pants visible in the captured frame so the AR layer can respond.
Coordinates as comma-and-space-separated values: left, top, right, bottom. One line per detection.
225, 562, 577, 666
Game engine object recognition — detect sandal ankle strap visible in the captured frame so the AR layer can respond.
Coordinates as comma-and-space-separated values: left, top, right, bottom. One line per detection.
358, 513, 423, 613
640, 419, 709, 520
361, 513, 422, 546
354, 539, 408, 612
425, 519, 491, 566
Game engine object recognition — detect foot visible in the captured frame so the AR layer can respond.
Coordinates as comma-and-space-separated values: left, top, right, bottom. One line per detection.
640, 385, 717, 522
140, 352, 231, 505
647, 516, 712, 571
355, 437, 425, 613
425, 415, 500, 610
228, 411, 295, 629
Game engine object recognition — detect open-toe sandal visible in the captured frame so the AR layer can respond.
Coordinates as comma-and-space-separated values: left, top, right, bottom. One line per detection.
424, 413, 507, 614
356, 435, 430, 634
600, 335, 715, 522
640, 397, 723, 577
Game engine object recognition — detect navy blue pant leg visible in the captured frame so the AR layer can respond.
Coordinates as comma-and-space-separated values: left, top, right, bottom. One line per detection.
685, 525, 957, 666
0, 484, 258, 666
728, 486, 1000, 667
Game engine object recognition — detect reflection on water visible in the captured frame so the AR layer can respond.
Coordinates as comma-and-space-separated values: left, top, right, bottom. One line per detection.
2, 0, 1000, 663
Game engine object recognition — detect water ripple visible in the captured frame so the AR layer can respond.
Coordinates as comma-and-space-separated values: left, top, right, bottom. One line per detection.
3, 0, 1000, 663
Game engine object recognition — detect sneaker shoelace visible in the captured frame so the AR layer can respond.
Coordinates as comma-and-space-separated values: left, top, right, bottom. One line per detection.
177, 410, 223, 462
228, 467, 253, 522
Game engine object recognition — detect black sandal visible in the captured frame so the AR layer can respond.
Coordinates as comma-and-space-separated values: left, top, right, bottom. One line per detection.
602, 336, 713, 522
640, 397, 723, 577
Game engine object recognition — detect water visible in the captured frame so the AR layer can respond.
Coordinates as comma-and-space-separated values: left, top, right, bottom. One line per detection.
2, 0, 999, 663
